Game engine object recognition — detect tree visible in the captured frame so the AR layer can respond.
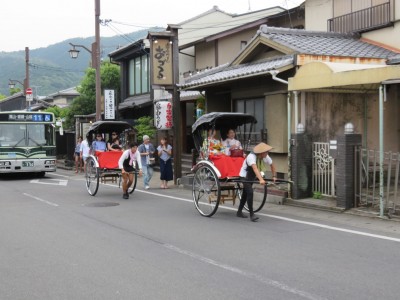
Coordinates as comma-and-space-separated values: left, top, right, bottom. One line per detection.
44, 106, 68, 119
0, 94, 6, 101
135, 116, 156, 142
63, 62, 120, 129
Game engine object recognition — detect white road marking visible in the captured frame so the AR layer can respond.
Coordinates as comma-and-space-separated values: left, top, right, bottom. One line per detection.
30, 179, 68, 186
50, 173, 70, 178
138, 190, 400, 243
82, 180, 400, 243
23, 193, 59, 207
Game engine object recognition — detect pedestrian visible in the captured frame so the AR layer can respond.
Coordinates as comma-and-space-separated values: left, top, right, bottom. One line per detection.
157, 136, 173, 189
92, 134, 107, 152
118, 142, 142, 199
237, 142, 277, 222
80, 138, 90, 173
138, 135, 155, 189
74, 136, 83, 173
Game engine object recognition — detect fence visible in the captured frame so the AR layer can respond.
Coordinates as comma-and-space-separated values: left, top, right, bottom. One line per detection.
313, 142, 335, 197
355, 147, 400, 216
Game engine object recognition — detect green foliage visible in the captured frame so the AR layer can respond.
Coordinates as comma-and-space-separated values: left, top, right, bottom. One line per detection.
196, 95, 205, 109
313, 191, 322, 199
0, 94, 6, 101
63, 62, 120, 129
10, 87, 21, 95
44, 106, 68, 119
135, 116, 156, 142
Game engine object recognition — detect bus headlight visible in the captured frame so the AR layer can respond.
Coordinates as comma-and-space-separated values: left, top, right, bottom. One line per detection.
45, 160, 56, 165
0, 161, 11, 166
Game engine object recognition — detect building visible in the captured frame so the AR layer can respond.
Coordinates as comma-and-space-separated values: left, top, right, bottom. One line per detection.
180, 0, 400, 212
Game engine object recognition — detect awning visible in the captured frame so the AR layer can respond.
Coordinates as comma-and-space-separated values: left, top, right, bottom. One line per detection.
118, 94, 152, 110
288, 61, 400, 93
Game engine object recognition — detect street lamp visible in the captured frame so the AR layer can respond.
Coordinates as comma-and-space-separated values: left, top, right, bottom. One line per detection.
67, 0, 102, 121
8, 79, 25, 93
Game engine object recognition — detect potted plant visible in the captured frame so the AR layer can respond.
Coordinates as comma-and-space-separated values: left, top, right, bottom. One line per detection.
196, 95, 205, 118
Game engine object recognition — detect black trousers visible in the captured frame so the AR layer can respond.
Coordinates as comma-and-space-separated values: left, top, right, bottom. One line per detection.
238, 179, 254, 214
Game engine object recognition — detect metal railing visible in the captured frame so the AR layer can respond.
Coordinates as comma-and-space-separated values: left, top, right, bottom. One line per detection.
355, 147, 400, 216
313, 142, 335, 197
328, 2, 391, 33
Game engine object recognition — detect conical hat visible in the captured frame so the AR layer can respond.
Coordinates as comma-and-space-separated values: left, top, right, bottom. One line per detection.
253, 142, 273, 154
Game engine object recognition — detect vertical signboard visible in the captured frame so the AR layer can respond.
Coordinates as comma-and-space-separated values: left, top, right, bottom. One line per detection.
154, 101, 173, 129
151, 39, 173, 86
104, 89, 115, 120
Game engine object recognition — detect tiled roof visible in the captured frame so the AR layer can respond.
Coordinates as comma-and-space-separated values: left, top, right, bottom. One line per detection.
179, 55, 293, 89
258, 25, 398, 59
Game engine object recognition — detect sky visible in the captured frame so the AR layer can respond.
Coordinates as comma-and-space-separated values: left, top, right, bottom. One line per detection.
0, 0, 303, 52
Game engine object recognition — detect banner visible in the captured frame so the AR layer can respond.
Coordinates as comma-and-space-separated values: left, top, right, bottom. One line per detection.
104, 89, 115, 120
151, 39, 173, 86
154, 101, 173, 129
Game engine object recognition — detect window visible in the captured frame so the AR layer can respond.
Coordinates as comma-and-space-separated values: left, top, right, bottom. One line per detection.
128, 54, 150, 95
235, 98, 265, 145
240, 41, 247, 50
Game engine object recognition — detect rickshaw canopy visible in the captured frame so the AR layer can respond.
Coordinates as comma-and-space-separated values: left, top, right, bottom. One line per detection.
192, 112, 257, 134
86, 121, 135, 137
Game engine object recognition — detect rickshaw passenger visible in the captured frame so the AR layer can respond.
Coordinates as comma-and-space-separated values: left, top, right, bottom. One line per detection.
222, 129, 243, 156
118, 142, 143, 199
92, 134, 107, 152
237, 142, 277, 222
202, 129, 224, 156
107, 132, 122, 151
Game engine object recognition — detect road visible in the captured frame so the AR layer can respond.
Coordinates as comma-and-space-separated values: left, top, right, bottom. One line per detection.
1, 170, 399, 300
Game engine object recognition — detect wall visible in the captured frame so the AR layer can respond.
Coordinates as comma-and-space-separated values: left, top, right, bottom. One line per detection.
303, 90, 400, 153
195, 42, 216, 70
217, 28, 260, 65
362, 23, 400, 50
305, 0, 333, 31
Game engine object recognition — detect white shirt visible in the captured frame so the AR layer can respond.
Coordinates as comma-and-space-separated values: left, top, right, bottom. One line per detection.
118, 149, 142, 170
239, 152, 272, 178
80, 140, 90, 157
222, 138, 242, 155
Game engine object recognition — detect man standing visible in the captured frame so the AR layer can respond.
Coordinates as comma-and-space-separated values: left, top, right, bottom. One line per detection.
138, 135, 155, 190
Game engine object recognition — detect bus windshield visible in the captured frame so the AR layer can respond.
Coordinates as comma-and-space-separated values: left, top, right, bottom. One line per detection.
0, 124, 55, 147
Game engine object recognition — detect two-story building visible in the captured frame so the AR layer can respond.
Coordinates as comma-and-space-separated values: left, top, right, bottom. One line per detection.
181, 0, 400, 213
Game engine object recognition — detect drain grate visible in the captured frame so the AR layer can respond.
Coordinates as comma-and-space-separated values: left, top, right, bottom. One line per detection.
84, 202, 120, 207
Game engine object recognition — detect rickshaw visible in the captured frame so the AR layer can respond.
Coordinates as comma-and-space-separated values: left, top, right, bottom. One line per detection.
191, 112, 289, 217
84, 121, 138, 196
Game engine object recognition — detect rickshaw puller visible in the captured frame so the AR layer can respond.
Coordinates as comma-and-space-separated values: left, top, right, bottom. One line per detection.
237, 142, 276, 222
118, 142, 143, 199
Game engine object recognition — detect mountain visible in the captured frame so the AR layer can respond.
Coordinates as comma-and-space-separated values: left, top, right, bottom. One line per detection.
0, 28, 162, 97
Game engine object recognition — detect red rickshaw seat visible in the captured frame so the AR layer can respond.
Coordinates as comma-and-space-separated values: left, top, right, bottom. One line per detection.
95, 151, 123, 169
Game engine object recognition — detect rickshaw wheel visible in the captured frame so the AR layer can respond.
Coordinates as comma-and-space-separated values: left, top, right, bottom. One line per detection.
192, 164, 221, 217
85, 157, 99, 196
128, 170, 138, 194
240, 182, 268, 213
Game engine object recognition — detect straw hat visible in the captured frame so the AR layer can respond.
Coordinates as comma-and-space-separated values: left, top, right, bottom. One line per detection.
253, 142, 273, 154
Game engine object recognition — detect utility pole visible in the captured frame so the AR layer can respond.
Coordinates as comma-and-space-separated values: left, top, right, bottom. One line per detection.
94, 0, 102, 121
25, 47, 29, 93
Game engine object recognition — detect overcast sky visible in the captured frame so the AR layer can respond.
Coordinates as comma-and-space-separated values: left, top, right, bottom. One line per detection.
0, 0, 303, 52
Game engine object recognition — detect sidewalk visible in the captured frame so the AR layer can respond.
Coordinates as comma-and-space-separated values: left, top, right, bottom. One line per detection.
57, 159, 399, 223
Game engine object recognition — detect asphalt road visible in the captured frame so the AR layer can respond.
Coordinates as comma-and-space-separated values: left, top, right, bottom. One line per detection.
1, 170, 399, 300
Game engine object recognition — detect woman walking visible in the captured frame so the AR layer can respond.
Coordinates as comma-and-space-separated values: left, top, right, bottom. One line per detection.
157, 137, 173, 189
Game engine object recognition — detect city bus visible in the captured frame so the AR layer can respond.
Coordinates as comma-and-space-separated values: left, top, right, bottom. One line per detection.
0, 111, 56, 176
